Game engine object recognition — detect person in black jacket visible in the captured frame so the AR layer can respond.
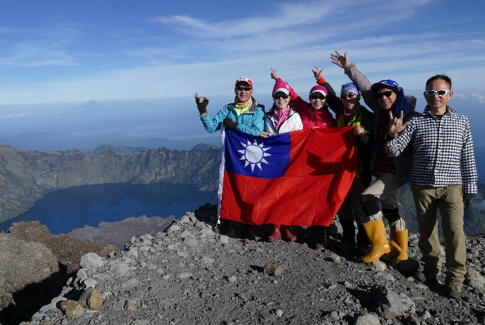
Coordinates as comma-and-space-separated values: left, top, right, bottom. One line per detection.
314, 67, 374, 251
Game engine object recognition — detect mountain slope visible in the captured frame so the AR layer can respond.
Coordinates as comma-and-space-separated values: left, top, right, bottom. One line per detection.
28, 206, 485, 324
0, 145, 220, 223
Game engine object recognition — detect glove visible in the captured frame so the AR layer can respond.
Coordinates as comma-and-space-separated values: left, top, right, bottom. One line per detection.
463, 193, 475, 212
223, 117, 239, 130
195, 97, 209, 115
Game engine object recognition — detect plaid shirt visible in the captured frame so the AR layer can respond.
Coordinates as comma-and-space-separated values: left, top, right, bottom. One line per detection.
385, 106, 477, 193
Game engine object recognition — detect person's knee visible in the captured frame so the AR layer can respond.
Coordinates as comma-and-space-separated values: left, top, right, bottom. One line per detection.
360, 194, 381, 217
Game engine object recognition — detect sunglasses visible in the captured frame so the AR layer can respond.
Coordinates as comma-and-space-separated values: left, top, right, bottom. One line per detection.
340, 94, 357, 99
310, 94, 326, 100
376, 91, 393, 99
424, 89, 451, 97
274, 93, 289, 100
236, 86, 252, 91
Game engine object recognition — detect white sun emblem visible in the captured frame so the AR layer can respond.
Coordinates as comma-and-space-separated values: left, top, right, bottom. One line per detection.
238, 139, 271, 172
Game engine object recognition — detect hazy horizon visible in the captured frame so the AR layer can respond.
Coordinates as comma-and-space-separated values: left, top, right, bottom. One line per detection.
0, 89, 484, 152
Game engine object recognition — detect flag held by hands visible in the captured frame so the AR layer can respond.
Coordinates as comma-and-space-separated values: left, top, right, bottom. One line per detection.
220, 127, 357, 227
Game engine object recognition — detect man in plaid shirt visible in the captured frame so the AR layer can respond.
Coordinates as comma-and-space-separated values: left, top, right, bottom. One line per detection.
385, 74, 477, 300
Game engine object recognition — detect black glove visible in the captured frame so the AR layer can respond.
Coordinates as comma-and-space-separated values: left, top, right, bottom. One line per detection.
463, 193, 475, 212
223, 117, 238, 130
195, 97, 209, 115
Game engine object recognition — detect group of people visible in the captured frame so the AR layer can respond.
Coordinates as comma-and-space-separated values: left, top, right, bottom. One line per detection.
195, 51, 478, 300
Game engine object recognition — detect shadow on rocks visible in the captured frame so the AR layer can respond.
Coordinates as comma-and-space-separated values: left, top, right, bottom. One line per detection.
320, 310, 355, 323
0, 262, 69, 325
379, 255, 420, 276
249, 265, 265, 273
346, 286, 378, 312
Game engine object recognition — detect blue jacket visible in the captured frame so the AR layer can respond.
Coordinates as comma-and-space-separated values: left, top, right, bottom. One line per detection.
201, 98, 265, 136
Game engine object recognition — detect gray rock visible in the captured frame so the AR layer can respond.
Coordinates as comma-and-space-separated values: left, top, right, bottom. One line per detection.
373, 286, 406, 319
184, 235, 199, 247
20, 209, 485, 325
126, 248, 139, 257
122, 278, 139, 288
166, 224, 181, 233
109, 261, 131, 277
220, 235, 230, 244
83, 278, 98, 288
80, 253, 104, 269
466, 267, 485, 291
354, 314, 380, 325
0, 235, 59, 310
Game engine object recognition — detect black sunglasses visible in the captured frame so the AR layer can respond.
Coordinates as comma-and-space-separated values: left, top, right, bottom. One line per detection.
274, 93, 289, 99
376, 91, 393, 99
236, 86, 252, 91
311, 94, 326, 100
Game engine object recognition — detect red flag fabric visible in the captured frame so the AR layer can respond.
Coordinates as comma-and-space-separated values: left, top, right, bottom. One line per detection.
220, 127, 357, 227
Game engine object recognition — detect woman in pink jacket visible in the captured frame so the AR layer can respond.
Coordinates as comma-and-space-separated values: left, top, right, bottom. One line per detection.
271, 68, 336, 129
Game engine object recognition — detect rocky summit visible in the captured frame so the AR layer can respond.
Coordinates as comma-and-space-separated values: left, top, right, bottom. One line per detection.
15, 204, 485, 324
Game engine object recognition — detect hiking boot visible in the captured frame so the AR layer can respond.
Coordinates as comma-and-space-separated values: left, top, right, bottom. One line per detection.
315, 242, 326, 251
388, 228, 409, 261
361, 218, 390, 263
268, 225, 281, 241
283, 226, 297, 241
312, 226, 327, 251
445, 277, 462, 300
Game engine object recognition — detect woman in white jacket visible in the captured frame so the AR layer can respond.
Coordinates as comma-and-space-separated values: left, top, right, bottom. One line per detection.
259, 70, 303, 241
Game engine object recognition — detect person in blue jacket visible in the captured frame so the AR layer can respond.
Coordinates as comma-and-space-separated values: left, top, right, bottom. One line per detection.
195, 77, 265, 239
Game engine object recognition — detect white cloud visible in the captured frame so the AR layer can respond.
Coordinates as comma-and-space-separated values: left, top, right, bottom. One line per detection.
0, 44, 77, 67
1, 0, 485, 105
0, 113, 27, 119
471, 93, 485, 104
154, 0, 431, 40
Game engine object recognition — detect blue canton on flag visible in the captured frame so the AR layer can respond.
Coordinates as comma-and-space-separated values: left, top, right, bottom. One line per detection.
224, 130, 290, 179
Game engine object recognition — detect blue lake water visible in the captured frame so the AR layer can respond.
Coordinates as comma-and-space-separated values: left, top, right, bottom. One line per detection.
0, 183, 216, 234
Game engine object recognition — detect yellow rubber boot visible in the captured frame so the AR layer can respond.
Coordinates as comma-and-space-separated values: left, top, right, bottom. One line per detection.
388, 228, 408, 261
361, 218, 391, 263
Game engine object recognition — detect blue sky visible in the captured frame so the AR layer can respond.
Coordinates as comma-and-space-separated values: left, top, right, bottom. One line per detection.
0, 0, 485, 154
0, 0, 484, 106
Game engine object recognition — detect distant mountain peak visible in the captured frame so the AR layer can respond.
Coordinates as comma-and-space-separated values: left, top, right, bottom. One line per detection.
81, 100, 102, 109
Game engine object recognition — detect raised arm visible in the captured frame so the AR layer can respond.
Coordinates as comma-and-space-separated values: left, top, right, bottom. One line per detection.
313, 65, 340, 115
271, 67, 309, 114
195, 92, 223, 134
194, 92, 209, 116
330, 51, 378, 112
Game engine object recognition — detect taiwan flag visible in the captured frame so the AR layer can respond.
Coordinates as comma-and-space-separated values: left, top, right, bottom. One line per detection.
220, 127, 357, 227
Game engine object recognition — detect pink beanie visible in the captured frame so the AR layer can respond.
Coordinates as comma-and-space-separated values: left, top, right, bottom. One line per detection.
272, 80, 291, 96
309, 85, 328, 97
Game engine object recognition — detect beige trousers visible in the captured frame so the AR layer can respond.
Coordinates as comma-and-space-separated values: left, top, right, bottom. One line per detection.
411, 184, 467, 282
361, 173, 400, 222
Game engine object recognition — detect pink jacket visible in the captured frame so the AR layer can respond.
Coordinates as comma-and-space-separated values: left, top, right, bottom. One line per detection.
276, 78, 336, 129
